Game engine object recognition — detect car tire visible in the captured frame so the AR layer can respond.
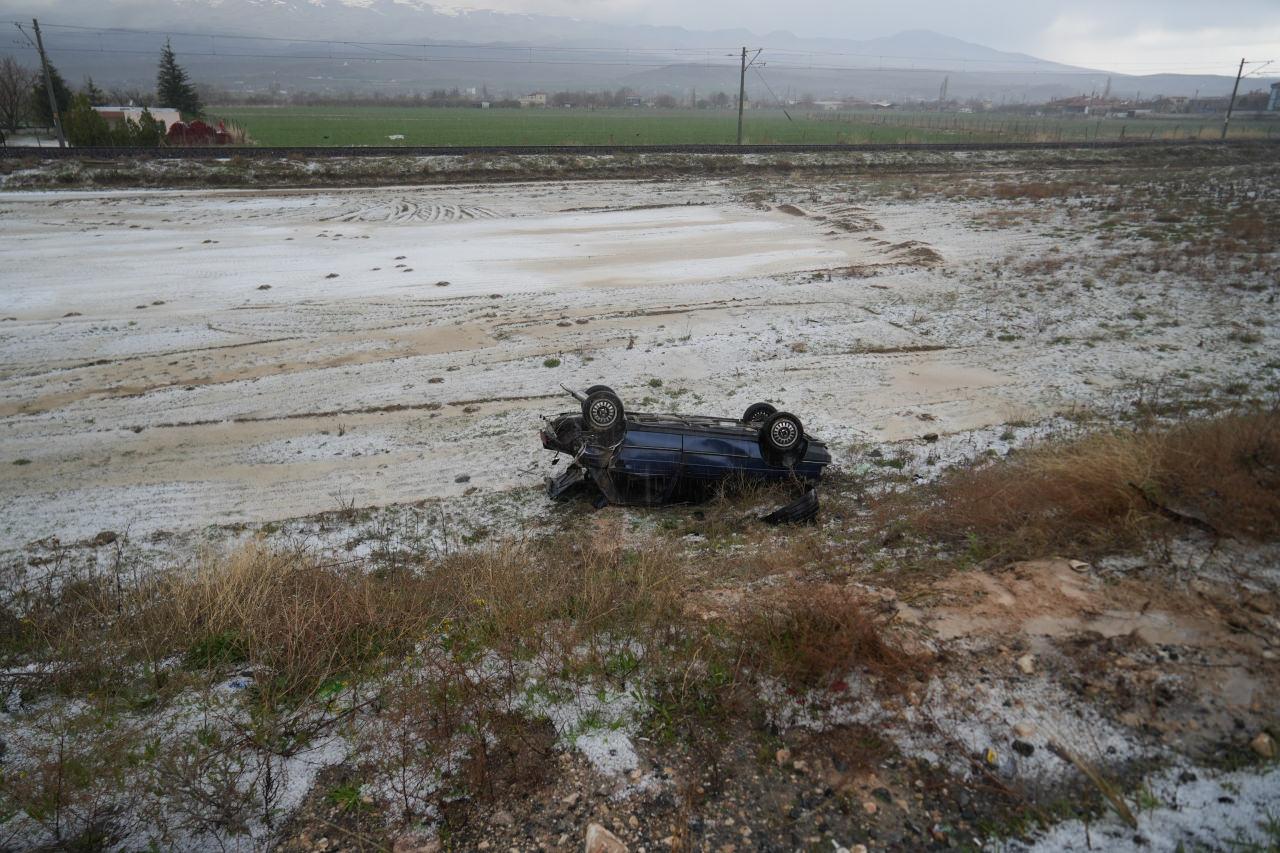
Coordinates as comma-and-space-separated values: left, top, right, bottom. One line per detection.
583, 390, 625, 435
741, 402, 777, 424
761, 412, 804, 453
585, 385, 616, 397
760, 412, 806, 468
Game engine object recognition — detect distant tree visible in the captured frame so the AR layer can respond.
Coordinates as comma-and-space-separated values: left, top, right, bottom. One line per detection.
133, 108, 163, 146
0, 57, 36, 133
710, 91, 730, 108
62, 94, 111, 146
157, 40, 202, 117
82, 76, 108, 106
1236, 89, 1269, 111
653, 94, 678, 109
29, 61, 72, 127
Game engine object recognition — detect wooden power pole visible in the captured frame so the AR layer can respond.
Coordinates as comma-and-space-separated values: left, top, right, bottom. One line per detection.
736, 47, 762, 145
737, 47, 748, 145
1222, 58, 1246, 141
32, 19, 66, 148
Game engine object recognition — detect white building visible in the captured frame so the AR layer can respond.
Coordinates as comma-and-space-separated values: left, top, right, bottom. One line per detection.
93, 106, 183, 132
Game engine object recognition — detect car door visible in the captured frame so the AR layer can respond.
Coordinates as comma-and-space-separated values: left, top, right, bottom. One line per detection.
682, 428, 755, 483
612, 428, 684, 504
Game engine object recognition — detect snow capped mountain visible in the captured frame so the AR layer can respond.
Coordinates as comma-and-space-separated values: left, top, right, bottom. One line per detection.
0, 0, 1263, 98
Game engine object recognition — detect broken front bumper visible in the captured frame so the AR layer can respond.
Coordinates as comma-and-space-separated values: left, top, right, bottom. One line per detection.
545, 465, 587, 500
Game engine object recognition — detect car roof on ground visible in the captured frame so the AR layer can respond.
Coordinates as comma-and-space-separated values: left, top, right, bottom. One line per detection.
627, 411, 754, 432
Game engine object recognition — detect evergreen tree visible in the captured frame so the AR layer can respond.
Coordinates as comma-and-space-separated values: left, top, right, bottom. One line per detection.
156, 40, 202, 118
62, 94, 110, 146
134, 108, 163, 146
82, 76, 107, 106
30, 62, 71, 127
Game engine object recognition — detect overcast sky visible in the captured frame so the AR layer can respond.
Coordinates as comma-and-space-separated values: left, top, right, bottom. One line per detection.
434, 0, 1279, 74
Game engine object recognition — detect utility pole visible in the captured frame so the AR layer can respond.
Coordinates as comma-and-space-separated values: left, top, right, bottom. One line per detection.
31, 19, 66, 148
1222, 57, 1246, 140
736, 47, 762, 145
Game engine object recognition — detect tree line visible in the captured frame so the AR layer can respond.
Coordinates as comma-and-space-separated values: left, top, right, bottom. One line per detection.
207, 87, 525, 109
0, 40, 203, 144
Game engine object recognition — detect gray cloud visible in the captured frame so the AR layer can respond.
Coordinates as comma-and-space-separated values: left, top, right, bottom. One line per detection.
434, 0, 1279, 72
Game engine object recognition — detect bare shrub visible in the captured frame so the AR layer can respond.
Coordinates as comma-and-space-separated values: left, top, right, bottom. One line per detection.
356, 665, 465, 826
734, 584, 915, 691
0, 706, 141, 850
144, 725, 257, 844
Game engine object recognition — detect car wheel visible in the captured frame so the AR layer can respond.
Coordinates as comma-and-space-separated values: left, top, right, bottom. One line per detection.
761, 412, 804, 453
583, 390, 625, 434
741, 402, 777, 424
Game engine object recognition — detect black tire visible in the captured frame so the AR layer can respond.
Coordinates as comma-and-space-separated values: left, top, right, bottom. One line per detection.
741, 402, 777, 424
585, 384, 615, 397
583, 390, 625, 434
761, 489, 819, 525
760, 412, 804, 453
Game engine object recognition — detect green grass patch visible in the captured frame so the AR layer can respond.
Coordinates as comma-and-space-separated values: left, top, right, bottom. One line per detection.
208, 105, 1275, 148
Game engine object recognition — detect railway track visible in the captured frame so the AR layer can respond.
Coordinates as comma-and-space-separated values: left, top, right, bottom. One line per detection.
2, 138, 1277, 160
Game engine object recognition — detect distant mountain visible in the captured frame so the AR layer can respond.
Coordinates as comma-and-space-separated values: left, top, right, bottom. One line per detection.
0, 0, 1272, 101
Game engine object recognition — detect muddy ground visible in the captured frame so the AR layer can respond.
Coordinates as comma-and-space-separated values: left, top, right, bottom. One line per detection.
0, 147, 1278, 851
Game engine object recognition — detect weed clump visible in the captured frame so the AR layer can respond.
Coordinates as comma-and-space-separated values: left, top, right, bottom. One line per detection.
734, 584, 914, 691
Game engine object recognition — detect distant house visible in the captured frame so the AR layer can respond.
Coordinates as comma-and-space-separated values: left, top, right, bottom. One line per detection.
1049, 96, 1094, 115
93, 106, 182, 132
518, 92, 547, 108
1270, 82, 1280, 112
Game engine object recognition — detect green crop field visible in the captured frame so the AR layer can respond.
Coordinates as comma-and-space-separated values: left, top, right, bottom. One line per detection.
210, 105, 1277, 147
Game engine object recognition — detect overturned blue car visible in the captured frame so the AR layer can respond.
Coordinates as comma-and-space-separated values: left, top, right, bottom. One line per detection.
539, 385, 832, 522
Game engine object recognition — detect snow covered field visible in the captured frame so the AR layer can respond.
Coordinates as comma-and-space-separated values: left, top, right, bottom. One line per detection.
0, 155, 1277, 851
2, 169, 1276, 548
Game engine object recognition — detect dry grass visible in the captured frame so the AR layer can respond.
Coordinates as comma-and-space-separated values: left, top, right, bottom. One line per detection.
990, 181, 1081, 201
734, 584, 917, 691
163, 546, 431, 698
1227, 208, 1268, 242
11, 532, 686, 700
885, 410, 1280, 560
